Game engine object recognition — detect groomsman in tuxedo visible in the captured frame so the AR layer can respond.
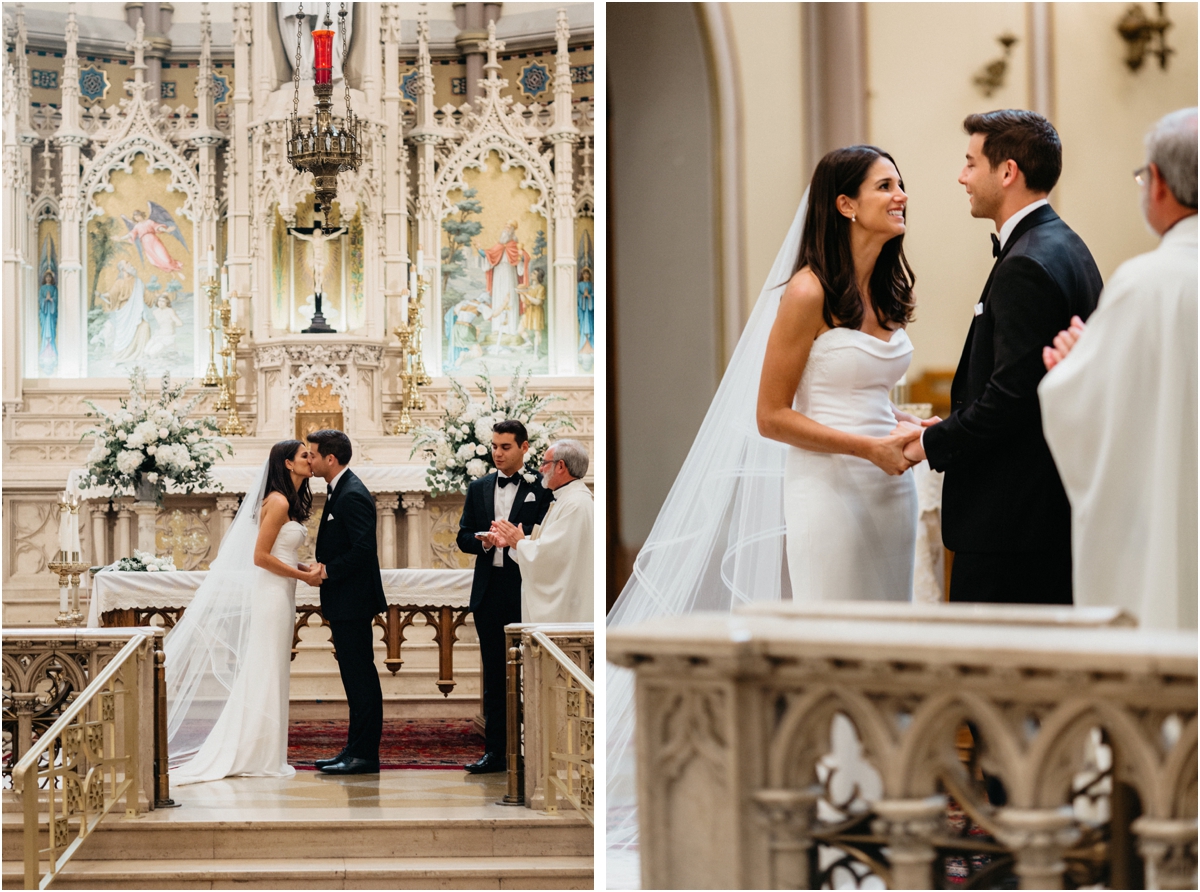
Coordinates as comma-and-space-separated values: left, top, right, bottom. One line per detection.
307, 429, 387, 774
456, 420, 553, 773
902, 110, 1102, 604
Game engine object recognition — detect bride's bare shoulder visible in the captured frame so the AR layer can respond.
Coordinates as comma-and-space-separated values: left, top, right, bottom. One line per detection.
778, 267, 825, 323
261, 491, 289, 514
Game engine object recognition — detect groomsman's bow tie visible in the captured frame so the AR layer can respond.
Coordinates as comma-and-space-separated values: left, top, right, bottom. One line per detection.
990, 233, 1001, 258
497, 475, 516, 488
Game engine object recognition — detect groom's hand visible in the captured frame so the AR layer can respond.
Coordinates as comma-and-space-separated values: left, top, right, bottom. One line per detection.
299, 563, 324, 587
890, 422, 927, 466
1043, 315, 1087, 371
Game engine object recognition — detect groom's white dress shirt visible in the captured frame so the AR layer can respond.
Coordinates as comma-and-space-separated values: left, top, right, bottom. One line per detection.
490, 472, 519, 567
327, 466, 348, 495
997, 198, 1048, 251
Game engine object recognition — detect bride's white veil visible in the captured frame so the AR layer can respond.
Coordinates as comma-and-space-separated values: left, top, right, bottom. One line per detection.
164, 460, 270, 766
606, 191, 809, 851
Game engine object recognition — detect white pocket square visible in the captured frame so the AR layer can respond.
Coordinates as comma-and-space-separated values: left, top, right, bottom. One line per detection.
524, 493, 536, 503
327, 514, 335, 521
974, 302, 984, 317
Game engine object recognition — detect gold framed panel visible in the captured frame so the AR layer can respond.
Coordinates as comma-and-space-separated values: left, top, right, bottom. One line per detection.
296, 412, 345, 442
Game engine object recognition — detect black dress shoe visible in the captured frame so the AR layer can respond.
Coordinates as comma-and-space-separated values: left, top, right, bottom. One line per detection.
464, 752, 505, 774
318, 756, 380, 775
314, 750, 348, 770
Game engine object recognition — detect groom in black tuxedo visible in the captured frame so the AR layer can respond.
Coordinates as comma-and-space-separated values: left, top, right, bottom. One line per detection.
903, 110, 1102, 604
456, 419, 553, 773
307, 429, 387, 774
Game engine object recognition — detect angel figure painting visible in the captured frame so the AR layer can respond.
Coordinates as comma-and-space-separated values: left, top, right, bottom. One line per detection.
86, 156, 195, 378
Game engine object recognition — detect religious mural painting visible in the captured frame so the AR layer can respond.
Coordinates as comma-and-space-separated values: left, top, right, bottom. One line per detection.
85, 154, 195, 379
36, 219, 60, 376
440, 150, 549, 376
576, 223, 595, 372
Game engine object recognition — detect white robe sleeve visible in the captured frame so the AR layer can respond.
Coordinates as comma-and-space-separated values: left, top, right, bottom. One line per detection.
512, 490, 594, 623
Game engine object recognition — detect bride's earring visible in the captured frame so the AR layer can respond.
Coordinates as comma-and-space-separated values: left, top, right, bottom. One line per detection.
851, 213, 856, 223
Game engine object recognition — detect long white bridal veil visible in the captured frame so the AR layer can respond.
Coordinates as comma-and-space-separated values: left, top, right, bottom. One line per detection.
606, 192, 809, 854
164, 461, 270, 767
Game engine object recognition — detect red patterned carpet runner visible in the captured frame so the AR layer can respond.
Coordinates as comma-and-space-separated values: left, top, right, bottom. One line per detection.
288, 718, 484, 770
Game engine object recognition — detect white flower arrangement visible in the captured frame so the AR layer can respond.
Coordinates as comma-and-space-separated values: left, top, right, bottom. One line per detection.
411, 369, 575, 496
109, 550, 177, 572
82, 368, 233, 502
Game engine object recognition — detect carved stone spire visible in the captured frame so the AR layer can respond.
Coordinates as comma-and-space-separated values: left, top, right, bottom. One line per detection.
192, 2, 222, 143
412, 6, 437, 133
14, 4, 33, 139
479, 19, 505, 83
55, 4, 86, 145
549, 8, 577, 138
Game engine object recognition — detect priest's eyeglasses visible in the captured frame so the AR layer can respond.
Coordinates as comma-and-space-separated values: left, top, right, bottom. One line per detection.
1134, 165, 1149, 186
539, 457, 563, 470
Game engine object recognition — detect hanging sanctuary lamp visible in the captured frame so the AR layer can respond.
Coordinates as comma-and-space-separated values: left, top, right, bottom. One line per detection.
286, 2, 362, 219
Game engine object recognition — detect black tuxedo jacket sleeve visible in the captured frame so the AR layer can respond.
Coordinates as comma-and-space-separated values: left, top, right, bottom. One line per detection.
456, 471, 553, 612
315, 469, 387, 621
923, 205, 1103, 553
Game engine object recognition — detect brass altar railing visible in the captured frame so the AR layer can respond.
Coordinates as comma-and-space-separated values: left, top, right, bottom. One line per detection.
11, 629, 157, 890
531, 630, 594, 826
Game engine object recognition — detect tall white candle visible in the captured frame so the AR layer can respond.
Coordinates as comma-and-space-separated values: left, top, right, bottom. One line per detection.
70, 510, 82, 557
207, 245, 216, 278
57, 494, 69, 555
221, 269, 229, 301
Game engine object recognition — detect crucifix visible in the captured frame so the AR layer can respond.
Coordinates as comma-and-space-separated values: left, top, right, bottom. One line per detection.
288, 221, 347, 334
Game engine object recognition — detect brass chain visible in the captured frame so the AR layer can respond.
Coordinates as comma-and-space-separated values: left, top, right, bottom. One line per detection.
340, 2, 351, 122
292, 2, 303, 121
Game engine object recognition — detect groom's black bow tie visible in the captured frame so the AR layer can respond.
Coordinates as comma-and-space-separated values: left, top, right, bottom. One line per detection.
497, 475, 517, 488
991, 233, 1001, 258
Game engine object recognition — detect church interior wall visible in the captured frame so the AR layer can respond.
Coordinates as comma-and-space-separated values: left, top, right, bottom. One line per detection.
610, 2, 717, 547
3, 0, 595, 646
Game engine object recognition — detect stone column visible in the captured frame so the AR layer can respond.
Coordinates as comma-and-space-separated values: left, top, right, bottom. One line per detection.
132, 500, 159, 556
1133, 816, 1198, 890
456, 3, 487, 109
55, 7, 89, 377
114, 497, 135, 559
402, 493, 426, 568
994, 806, 1080, 890
752, 787, 821, 889
547, 10, 579, 375
215, 495, 240, 539
88, 500, 110, 566
872, 796, 947, 890
377, 494, 399, 568
379, 3, 409, 336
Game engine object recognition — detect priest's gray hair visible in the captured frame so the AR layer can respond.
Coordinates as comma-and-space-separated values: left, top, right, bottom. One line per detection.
548, 438, 589, 479
1146, 107, 1198, 209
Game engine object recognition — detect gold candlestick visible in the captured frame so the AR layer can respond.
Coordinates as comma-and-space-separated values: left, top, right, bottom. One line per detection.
392, 275, 433, 434
201, 273, 222, 388
218, 299, 247, 436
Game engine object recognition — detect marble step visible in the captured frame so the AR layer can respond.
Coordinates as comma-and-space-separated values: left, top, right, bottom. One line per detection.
1, 854, 595, 889
2, 813, 593, 863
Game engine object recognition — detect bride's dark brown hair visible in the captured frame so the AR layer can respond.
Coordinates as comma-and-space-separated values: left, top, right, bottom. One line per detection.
265, 439, 312, 523
792, 145, 916, 331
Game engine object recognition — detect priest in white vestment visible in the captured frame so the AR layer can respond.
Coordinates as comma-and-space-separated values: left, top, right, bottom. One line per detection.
491, 439, 593, 623
1039, 108, 1197, 630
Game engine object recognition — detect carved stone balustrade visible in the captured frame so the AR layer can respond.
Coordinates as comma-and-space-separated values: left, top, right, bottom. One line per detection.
608, 605, 1197, 890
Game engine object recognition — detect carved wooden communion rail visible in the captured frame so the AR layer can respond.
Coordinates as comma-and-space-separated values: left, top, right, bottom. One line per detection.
89, 569, 474, 695
608, 605, 1197, 890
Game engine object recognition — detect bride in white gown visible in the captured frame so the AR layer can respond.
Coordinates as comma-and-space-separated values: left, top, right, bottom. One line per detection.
607, 146, 932, 854
167, 440, 323, 785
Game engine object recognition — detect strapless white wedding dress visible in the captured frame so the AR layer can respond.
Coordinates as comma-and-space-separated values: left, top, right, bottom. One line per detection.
171, 521, 306, 785
784, 327, 918, 601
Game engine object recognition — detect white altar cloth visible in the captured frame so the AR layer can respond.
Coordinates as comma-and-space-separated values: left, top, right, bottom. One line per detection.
67, 464, 433, 499
88, 568, 473, 627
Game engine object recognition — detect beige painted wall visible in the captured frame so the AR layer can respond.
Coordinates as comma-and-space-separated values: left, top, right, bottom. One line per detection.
726, 3, 807, 326
865, 2, 1031, 375
866, 2, 1198, 375
1054, 2, 1198, 281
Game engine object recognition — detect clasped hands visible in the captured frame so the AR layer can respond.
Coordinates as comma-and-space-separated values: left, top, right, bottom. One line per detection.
882, 415, 941, 475
478, 519, 526, 550
297, 562, 325, 587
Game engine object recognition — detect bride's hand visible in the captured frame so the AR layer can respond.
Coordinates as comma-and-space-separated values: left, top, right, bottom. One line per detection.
871, 427, 921, 476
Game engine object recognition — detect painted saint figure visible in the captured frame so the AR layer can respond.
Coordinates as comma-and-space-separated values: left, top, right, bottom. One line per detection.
144, 294, 184, 357
119, 203, 188, 279
38, 271, 58, 374
289, 223, 347, 297
577, 266, 594, 355
482, 220, 530, 337
519, 267, 547, 354
99, 260, 153, 361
